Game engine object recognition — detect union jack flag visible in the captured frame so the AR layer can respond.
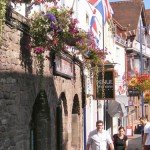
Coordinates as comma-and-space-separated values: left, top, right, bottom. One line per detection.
88, 0, 113, 24
90, 15, 97, 33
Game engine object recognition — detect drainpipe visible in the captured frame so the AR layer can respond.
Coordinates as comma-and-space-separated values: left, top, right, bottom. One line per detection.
81, 66, 86, 150
74, 57, 86, 150
83, 105, 87, 150
140, 19, 144, 117
81, 67, 86, 150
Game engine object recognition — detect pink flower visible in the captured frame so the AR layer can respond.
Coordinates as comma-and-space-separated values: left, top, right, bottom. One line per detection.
34, 47, 45, 54
34, 0, 44, 4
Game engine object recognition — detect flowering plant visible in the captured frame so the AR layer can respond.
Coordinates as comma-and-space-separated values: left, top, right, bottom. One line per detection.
11, 0, 56, 4
128, 74, 150, 92
30, 5, 106, 64
77, 31, 107, 66
143, 90, 150, 102
128, 77, 138, 87
29, 3, 107, 89
0, 0, 7, 44
30, 6, 83, 51
11, 0, 32, 3
29, 5, 86, 89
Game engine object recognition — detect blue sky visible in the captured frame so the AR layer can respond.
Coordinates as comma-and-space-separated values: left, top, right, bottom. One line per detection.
109, 0, 150, 9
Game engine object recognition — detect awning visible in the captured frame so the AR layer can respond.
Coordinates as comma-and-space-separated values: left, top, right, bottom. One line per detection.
108, 95, 128, 117
116, 95, 129, 107
108, 100, 122, 117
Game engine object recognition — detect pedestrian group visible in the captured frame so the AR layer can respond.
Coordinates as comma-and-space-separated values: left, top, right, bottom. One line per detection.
86, 118, 150, 150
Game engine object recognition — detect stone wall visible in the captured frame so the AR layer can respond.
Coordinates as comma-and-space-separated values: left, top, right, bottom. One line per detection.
0, 10, 83, 150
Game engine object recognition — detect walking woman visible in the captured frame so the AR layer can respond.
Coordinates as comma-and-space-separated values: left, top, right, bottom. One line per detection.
113, 127, 128, 150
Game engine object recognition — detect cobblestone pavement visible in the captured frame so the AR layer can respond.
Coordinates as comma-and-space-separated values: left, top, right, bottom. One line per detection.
128, 134, 142, 150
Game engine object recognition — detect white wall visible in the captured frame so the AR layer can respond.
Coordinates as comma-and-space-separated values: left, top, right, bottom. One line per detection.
11, 2, 26, 16
114, 45, 127, 96
112, 117, 118, 135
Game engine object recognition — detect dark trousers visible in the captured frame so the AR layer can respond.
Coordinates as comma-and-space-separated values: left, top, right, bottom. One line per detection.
144, 145, 150, 150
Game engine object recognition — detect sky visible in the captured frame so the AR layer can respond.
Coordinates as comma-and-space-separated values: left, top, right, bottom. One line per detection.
109, 0, 150, 9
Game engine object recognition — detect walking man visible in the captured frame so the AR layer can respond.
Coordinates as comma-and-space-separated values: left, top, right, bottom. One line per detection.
86, 120, 114, 150
139, 117, 150, 150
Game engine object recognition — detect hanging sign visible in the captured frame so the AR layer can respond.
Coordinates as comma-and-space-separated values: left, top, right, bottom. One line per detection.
127, 88, 140, 97
97, 70, 115, 100
54, 54, 74, 79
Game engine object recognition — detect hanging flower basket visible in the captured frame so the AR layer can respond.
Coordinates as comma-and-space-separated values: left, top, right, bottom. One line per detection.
11, 0, 32, 3
128, 77, 138, 87
11, 0, 55, 3
64, 36, 80, 46
29, 2, 107, 86
143, 90, 150, 103
30, 7, 82, 50
128, 74, 150, 92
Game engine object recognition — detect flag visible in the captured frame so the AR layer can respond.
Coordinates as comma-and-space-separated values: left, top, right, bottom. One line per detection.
88, 0, 113, 24
90, 15, 99, 46
90, 15, 97, 33
94, 36, 99, 46
104, 0, 113, 20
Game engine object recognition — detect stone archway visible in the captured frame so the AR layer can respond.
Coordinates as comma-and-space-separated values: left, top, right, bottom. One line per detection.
56, 92, 68, 150
30, 90, 51, 150
71, 94, 80, 150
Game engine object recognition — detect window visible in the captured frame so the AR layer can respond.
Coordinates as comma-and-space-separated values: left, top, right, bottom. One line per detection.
86, 13, 89, 25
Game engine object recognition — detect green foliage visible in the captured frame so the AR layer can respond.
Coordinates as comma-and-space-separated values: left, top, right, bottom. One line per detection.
0, 0, 7, 45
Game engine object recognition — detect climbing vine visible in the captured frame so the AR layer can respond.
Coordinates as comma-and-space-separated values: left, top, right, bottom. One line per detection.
0, 0, 7, 45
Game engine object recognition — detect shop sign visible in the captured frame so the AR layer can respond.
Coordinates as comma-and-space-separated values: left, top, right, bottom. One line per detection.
54, 55, 74, 78
127, 88, 140, 97
97, 70, 115, 100
85, 76, 93, 95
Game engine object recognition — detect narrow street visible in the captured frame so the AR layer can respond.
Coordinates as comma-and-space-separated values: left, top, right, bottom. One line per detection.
1, 0, 150, 150
128, 134, 142, 150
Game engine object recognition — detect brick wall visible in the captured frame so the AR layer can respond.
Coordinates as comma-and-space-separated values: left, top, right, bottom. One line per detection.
0, 11, 83, 150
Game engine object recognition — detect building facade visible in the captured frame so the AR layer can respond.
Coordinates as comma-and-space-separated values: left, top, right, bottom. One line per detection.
0, 7, 84, 150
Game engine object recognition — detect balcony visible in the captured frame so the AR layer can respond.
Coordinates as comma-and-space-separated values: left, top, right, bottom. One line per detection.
126, 40, 150, 57
115, 35, 126, 46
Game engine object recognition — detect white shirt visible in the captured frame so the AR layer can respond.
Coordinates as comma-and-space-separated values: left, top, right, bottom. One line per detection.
144, 122, 150, 145
87, 129, 113, 150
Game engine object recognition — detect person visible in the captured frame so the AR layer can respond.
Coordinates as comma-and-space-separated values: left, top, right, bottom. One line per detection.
113, 126, 128, 150
139, 117, 150, 150
86, 120, 114, 150
141, 124, 144, 144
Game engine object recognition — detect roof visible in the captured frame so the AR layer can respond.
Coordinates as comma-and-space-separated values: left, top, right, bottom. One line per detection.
113, 18, 128, 39
110, 0, 143, 31
145, 9, 150, 25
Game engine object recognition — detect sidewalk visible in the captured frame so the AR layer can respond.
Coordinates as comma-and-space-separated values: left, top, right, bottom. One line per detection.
128, 134, 142, 150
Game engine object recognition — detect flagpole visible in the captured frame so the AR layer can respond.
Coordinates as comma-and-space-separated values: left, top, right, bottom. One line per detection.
102, 20, 106, 129
88, 0, 114, 129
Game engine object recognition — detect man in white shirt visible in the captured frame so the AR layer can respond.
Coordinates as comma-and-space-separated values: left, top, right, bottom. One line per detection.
86, 120, 114, 150
140, 117, 150, 150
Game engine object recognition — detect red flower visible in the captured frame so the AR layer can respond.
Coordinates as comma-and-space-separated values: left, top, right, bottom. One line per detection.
34, 0, 44, 4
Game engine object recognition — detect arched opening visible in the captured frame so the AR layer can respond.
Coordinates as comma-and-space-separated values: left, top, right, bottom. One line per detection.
30, 90, 51, 150
56, 92, 68, 150
30, 121, 34, 150
71, 94, 80, 149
